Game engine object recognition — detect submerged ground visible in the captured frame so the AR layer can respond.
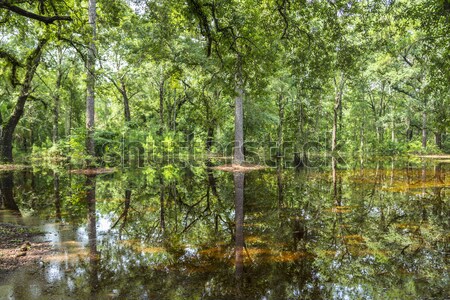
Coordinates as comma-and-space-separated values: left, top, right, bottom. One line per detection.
0, 158, 448, 299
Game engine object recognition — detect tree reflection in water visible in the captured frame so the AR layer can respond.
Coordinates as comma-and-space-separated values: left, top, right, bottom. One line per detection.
0, 172, 20, 213
234, 172, 244, 298
86, 175, 99, 299
0, 160, 448, 299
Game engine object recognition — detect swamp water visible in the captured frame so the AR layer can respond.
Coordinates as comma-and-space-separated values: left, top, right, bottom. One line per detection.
0, 159, 448, 299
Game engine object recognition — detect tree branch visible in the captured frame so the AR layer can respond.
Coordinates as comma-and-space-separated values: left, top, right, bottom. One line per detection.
0, 49, 22, 86
392, 85, 417, 100
186, 0, 212, 57
0, 0, 72, 24
401, 54, 414, 67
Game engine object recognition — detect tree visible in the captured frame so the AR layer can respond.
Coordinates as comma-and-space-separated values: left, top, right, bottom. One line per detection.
86, 0, 97, 163
0, 0, 71, 162
0, 39, 47, 161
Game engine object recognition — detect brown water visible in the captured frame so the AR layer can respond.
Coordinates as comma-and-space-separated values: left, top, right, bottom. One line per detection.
0, 159, 449, 299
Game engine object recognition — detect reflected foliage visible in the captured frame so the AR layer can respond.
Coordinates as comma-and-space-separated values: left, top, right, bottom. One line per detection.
0, 159, 449, 299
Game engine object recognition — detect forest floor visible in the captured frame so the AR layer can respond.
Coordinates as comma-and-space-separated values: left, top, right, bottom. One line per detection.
0, 223, 53, 275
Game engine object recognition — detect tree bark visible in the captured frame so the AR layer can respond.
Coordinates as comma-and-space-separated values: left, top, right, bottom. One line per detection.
159, 175, 165, 232
86, 0, 97, 162
406, 116, 413, 142
332, 73, 345, 152
277, 95, 284, 158
206, 126, 214, 152
158, 71, 165, 135
53, 49, 63, 144
391, 119, 395, 143
435, 132, 442, 149
0, 39, 47, 162
233, 53, 244, 165
422, 110, 427, 148
120, 79, 131, 123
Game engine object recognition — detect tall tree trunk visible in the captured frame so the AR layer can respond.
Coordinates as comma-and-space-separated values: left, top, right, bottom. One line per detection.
422, 110, 427, 148
86, 0, 97, 162
359, 124, 364, 153
206, 126, 214, 152
294, 98, 302, 167
277, 95, 284, 158
204, 93, 216, 152
53, 49, 63, 144
67, 89, 74, 137
0, 39, 47, 162
435, 132, 442, 149
405, 117, 413, 142
159, 174, 165, 232
234, 53, 244, 165
332, 73, 345, 152
159, 72, 165, 135
391, 119, 395, 143
120, 79, 131, 123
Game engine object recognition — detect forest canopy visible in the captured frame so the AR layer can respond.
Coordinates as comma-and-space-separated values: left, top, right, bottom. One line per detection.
0, 0, 449, 166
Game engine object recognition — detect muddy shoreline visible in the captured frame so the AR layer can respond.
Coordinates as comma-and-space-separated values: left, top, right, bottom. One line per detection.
0, 223, 54, 276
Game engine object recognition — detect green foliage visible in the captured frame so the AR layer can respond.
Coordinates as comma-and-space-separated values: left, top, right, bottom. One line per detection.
0, 0, 448, 165
406, 141, 443, 155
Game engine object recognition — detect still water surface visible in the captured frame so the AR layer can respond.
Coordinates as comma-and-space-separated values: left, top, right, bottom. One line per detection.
0, 159, 449, 299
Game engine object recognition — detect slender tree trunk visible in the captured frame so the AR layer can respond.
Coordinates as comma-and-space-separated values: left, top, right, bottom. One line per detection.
0, 39, 47, 162
277, 165, 283, 208
294, 95, 308, 168
359, 124, 364, 152
332, 73, 345, 152
204, 96, 214, 152
206, 126, 214, 152
332, 156, 337, 201
422, 110, 427, 148
277, 95, 284, 158
206, 165, 219, 198
120, 79, 131, 123
172, 90, 177, 132
405, 117, 412, 142
67, 89, 74, 136
159, 175, 165, 232
159, 73, 165, 135
435, 132, 442, 149
234, 53, 244, 165
86, 0, 97, 162
391, 119, 395, 143
121, 189, 131, 231
53, 50, 63, 144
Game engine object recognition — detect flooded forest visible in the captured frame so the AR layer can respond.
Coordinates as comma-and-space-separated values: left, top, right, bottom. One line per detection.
0, 0, 449, 299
